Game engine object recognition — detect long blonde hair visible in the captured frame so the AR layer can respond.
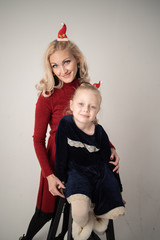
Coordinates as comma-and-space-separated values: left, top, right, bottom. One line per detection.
36, 40, 90, 97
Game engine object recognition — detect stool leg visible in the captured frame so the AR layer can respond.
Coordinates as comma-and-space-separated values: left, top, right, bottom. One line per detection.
47, 197, 66, 240
106, 220, 115, 240
67, 205, 73, 240
61, 201, 70, 236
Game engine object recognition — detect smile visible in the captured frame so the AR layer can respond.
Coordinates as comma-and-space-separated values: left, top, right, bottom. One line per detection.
62, 72, 71, 78
80, 114, 89, 118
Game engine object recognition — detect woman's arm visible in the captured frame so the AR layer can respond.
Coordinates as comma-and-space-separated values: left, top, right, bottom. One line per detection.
33, 94, 53, 177
47, 174, 65, 198
109, 147, 120, 173
101, 127, 123, 191
33, 94, 66, 197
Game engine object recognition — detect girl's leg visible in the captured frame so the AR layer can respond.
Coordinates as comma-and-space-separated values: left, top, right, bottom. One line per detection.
69, 194, 90, 226
93, 207, 125, 234
96, 206, 125, 220
67, 194, 94, 240
93, 164, 125, 219
93, 215, 109, 235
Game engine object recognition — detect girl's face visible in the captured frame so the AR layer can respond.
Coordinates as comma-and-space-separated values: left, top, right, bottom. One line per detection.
49, 49, 78, 83
70, 89, 100, 127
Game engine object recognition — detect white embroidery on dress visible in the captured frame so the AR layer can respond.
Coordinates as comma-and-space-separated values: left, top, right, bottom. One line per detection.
67, 138, 100, 153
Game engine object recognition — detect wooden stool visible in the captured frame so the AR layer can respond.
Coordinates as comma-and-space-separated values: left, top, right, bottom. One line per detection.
47, 197, 115, 240
106, 220, 115, 240
47, 197, 72, 240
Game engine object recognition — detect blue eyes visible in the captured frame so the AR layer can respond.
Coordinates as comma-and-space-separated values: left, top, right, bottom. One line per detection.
52, 64, 57, 68
64, 60, 71, 64
51, 59, 71, 68
78, 103, 96, 109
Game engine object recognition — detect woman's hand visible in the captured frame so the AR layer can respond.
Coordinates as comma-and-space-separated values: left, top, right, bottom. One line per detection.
109, 148, 120, 173
47, 174, 66, 198
121, 193, 126, 205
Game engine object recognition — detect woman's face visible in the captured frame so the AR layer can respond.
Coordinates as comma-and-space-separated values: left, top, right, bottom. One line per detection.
49, 49, 78, 83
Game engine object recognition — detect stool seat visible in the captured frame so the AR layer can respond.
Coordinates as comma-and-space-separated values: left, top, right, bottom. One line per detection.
47, 197, 115, 240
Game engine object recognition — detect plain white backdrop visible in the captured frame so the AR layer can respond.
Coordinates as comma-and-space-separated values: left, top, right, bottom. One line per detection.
0, 0, 160, 239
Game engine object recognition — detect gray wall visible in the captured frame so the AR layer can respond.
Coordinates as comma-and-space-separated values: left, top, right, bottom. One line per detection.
0, 0, 160, 239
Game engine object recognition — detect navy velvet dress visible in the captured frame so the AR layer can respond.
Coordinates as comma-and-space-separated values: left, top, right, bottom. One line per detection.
55, 115, 124, 215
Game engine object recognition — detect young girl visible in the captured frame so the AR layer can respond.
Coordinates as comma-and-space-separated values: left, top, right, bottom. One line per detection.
19, 24, 120, 240
55, 83, 125, 240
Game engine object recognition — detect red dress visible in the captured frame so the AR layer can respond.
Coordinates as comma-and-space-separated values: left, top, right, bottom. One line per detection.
33, 78, 115, 213
33, 79, 80, 213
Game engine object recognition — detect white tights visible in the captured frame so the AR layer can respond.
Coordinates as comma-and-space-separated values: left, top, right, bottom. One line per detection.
67, 194, 91, 227
67, 193, 125, 238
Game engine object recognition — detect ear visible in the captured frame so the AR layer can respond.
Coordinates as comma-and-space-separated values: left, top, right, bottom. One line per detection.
70, 100, 73, 111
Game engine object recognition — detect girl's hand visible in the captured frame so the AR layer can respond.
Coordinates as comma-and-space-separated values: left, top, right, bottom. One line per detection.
47, 174, 65, 198
109, 148, 120, 173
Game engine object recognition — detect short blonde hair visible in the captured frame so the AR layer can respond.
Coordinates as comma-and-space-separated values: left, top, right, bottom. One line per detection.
72, 82, 102, 106
36, 40, 90, 97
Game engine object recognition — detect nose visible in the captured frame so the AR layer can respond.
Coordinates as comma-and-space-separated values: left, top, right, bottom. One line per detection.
60, 65, 67, 75
83, 105, 89, 112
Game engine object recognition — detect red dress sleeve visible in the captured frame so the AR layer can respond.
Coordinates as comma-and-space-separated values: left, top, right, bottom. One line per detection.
110, 141, 115, 149
33, 94, 53, 178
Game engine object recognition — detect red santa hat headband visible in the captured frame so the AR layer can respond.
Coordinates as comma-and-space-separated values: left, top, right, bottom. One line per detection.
57, 24, 101, 88
57, 23, 68, 42
80, 81, 102, 89
93, 81, 101, 88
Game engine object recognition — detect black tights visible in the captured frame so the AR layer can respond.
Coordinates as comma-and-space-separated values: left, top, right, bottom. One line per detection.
24, 208, 53, 240
24, 204, 69, 240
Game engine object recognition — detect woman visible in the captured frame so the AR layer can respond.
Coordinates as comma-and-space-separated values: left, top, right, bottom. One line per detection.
19, 24, 120, 240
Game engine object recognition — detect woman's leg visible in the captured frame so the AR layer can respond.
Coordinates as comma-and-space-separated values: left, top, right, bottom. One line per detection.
21, 209, 53, 240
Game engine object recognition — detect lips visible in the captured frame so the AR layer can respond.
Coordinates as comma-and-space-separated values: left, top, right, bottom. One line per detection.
62, 72, 71, 78
80, 114, 89, 118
